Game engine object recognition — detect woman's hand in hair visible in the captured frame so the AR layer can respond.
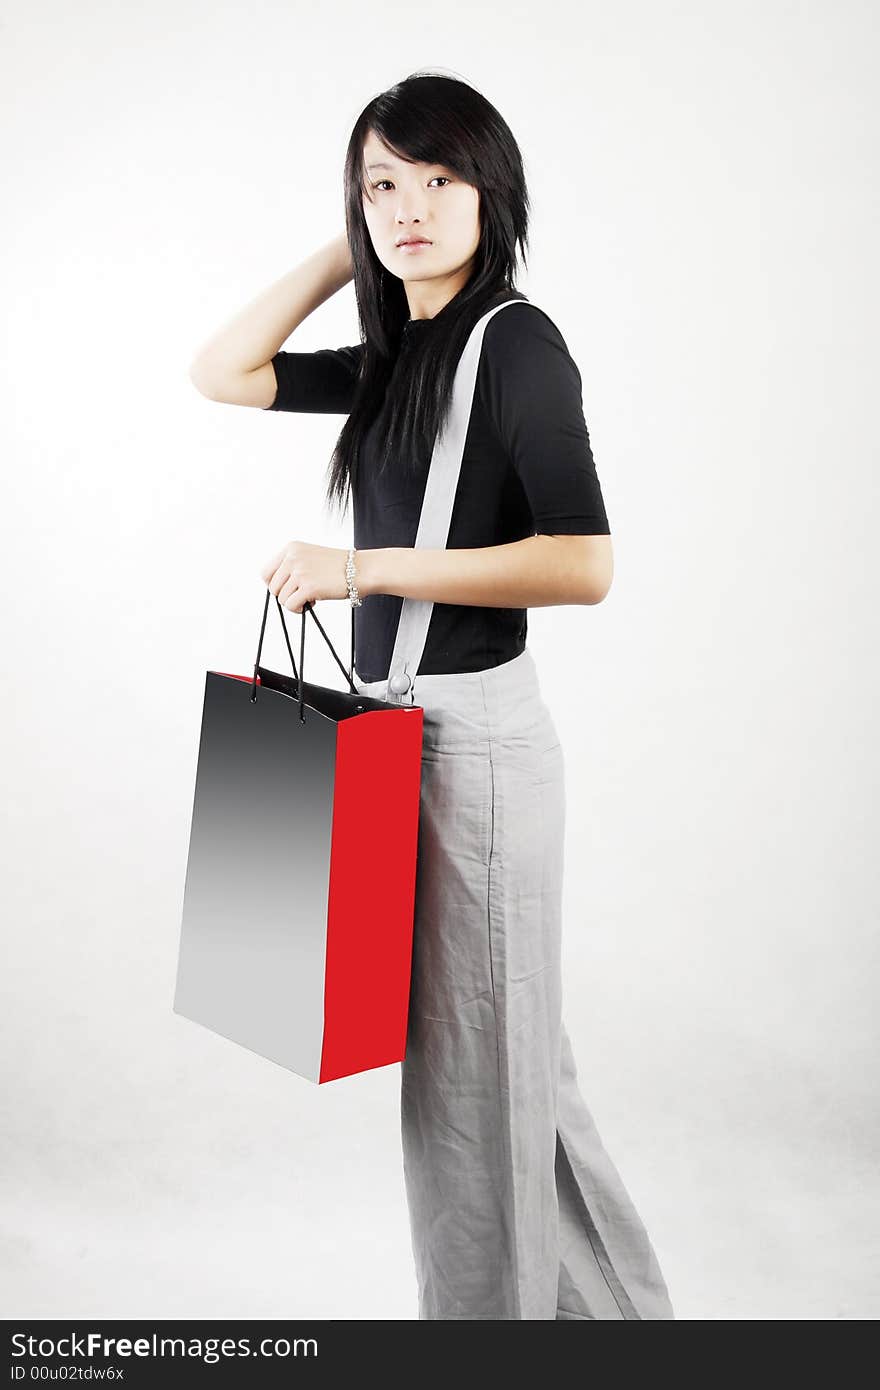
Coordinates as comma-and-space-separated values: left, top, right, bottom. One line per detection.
260, 539, 353, 614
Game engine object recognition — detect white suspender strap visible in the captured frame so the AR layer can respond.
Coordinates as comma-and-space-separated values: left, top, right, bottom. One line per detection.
383, 296, 527, 704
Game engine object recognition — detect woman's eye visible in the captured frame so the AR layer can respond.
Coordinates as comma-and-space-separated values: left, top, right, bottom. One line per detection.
371, 176, 451, 191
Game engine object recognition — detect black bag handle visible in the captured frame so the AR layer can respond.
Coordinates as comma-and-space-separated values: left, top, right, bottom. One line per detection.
250, 590, 358, 722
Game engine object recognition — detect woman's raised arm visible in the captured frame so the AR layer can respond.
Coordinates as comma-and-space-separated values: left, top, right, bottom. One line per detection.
188, 232, 354, 408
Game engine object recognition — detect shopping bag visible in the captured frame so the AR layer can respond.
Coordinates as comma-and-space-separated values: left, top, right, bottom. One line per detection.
173, 588, 424, 1084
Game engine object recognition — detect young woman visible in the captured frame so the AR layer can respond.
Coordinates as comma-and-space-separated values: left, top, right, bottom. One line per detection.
190, 70, 675, 1322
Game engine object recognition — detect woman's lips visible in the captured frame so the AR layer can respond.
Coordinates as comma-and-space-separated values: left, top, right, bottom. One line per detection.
397, 240, 432, 252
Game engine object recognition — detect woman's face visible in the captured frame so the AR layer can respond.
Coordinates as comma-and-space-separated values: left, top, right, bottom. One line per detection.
361, 132, 481, 302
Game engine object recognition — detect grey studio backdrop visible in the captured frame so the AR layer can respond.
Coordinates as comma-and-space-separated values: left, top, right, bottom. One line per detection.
2, 1, 877, 1321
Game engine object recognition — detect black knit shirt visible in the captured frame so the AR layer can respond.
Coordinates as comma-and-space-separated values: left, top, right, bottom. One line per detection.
263, 293, 611, 682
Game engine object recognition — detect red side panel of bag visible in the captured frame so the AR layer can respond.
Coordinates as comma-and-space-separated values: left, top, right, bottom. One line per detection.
320, 707, 424, 1083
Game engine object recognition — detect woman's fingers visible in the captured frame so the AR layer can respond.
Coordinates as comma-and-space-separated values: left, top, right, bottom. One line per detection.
266, 563, 292, 597
278, 574, 299, 606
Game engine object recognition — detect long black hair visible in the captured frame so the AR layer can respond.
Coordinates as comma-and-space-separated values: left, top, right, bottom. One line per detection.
325, 69, 531, 519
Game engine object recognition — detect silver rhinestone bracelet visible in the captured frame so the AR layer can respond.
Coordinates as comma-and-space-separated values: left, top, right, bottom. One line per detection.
345, 547, 362, 607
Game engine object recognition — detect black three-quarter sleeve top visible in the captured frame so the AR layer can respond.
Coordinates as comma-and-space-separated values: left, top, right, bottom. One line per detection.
263, 292, 611, 683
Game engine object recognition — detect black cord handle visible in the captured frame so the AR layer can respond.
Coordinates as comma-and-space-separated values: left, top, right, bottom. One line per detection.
250, 590, 358, 722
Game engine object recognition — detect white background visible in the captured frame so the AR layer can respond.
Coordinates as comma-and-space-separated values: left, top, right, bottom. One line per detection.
2, 0, 877, 1320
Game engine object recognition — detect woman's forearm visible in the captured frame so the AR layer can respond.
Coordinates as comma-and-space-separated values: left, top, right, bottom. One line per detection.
356, 535, 613, 608
189, 233, 353, 391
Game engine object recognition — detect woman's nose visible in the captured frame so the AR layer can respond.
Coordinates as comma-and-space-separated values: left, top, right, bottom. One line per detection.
395, 202, 428, 224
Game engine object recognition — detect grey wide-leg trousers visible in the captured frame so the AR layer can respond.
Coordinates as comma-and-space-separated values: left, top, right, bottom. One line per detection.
354, 647, 674, 1320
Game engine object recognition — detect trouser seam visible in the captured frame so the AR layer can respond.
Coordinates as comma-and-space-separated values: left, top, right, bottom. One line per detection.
479, 670, 523, 1320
